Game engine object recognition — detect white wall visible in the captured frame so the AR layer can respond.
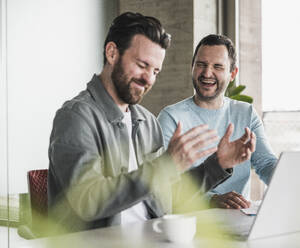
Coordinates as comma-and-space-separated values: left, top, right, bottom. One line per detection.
0, 0, 8, 198
5, 0, 117, 194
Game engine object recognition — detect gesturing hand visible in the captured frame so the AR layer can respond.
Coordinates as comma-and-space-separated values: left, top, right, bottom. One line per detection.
210, 191, 251, 209
167, 122, 218, 172
217, 123, 256, 169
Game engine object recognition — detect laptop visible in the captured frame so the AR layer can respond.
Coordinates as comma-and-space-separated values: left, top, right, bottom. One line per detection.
232, 151, 300, 240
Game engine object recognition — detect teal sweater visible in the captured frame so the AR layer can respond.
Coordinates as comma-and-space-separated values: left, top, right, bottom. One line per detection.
158, 96, 277, 200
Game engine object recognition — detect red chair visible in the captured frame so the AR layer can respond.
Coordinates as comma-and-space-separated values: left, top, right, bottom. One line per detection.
27, 169, 48, 232
18, 169, 48, 239
27, 169, 48, 237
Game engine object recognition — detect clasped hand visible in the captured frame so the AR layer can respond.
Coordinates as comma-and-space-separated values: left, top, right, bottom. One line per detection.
210, 191, 251, 209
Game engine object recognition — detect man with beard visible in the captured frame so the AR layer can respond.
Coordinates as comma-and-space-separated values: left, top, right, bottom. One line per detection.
158, 34, 277, 209
48, 14, 256, 234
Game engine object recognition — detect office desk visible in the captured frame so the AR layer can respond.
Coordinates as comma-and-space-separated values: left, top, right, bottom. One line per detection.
12, 209, 300, 248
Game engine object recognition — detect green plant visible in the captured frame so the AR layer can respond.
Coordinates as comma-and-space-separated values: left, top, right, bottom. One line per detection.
225, 79, 253, 103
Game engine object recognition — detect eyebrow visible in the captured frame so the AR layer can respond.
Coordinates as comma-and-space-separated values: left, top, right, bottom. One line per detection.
195, 60, 225, 67
195, 60, 206, 63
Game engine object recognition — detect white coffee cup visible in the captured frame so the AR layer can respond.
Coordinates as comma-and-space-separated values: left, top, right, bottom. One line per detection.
152, 214, 197, 243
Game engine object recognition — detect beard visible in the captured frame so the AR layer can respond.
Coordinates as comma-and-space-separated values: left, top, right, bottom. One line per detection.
111, 57, 150, 105
192, 76, 226, 102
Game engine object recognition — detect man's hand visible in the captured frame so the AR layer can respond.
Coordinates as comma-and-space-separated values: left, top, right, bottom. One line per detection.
217, 123, 256, 169
167, 122, 218, 172
210, 191, 251, 209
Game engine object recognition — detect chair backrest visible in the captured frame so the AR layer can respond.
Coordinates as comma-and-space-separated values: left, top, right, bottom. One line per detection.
27, 169, 48, 223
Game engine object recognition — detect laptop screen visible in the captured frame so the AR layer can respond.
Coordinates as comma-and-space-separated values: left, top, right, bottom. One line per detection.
249, 151, 300, 239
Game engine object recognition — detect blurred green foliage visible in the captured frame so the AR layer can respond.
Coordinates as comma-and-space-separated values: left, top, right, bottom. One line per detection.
225, 79, 253, 103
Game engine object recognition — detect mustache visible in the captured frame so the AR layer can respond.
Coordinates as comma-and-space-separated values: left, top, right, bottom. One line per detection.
198, 76, 217, 82
132, 78, 148, 86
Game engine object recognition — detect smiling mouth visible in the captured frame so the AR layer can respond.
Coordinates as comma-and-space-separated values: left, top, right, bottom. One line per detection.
131, 80, 146, 93
200, 80, 217, 87
133, 78, 146, 85
202, 82, 216, 85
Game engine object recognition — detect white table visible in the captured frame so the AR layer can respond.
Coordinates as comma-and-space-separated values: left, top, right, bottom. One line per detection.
11, 209, 300, 248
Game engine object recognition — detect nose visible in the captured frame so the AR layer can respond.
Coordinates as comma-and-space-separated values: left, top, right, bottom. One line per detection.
202, 65, 213, 78
142, 70, 155, 86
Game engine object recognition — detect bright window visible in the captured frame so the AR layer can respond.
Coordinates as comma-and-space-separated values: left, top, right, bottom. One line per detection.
262, 0, 300, 111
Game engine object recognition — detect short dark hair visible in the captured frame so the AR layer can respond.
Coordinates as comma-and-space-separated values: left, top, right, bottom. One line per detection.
103, 12, 171, 65
192, 34, 237, 72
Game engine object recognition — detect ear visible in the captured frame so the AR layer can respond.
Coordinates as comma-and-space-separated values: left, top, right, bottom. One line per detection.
105, 41, 119, 65
230, 67, 238, 81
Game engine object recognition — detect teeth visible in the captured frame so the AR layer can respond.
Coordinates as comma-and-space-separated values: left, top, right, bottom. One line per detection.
202, 81, 215, 84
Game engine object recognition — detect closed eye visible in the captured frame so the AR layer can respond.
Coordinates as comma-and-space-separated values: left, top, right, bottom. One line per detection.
214, 64, 224, 70
137, 62, 146, 69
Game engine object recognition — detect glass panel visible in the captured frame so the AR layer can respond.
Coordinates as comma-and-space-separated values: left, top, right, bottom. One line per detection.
0, 0, 9, 247
262, 0, 300, 158
5, 0, 117, 246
